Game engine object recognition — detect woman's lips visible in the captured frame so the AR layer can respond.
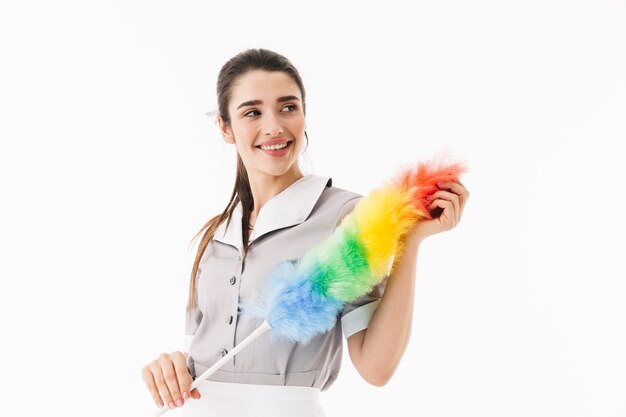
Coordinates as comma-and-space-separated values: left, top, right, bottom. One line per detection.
256, 140, 293, 156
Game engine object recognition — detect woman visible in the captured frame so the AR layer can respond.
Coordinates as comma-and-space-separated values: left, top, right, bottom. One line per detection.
141, 48, 469, 417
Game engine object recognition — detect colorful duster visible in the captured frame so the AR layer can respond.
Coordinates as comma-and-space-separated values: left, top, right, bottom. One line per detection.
155, 153, 468, 416
239, 153, 468, 343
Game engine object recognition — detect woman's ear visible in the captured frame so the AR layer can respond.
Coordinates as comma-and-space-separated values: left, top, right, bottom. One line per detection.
217, 116, 235, 144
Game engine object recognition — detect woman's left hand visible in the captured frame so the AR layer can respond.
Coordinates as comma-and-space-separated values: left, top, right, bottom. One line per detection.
406, 180, 470, 245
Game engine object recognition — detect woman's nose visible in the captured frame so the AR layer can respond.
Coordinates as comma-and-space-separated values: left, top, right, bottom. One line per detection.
262, 112, 283, 136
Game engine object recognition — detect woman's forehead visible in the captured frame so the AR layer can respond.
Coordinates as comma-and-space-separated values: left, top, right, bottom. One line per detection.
230, 70, 301, 105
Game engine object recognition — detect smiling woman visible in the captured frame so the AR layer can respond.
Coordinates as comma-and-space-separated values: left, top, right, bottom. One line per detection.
140, 47, 470, 417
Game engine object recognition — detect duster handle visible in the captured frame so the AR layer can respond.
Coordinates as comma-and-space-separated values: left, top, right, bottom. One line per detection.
154, 320, 272, 416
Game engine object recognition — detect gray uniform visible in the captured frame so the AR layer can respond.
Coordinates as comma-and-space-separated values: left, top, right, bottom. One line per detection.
184, 174, 388, 391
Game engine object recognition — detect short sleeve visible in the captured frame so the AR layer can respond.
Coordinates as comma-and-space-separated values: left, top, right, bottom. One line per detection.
341, 275, 388, 339
183, 297, 202, 353
332, 195, 389, 340
183, 298, 202, 378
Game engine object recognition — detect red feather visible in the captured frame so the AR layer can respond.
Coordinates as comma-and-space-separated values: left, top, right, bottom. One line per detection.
392, 151, 469, 220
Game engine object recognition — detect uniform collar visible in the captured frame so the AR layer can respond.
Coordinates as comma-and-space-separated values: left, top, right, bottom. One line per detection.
213, 174, 333, 252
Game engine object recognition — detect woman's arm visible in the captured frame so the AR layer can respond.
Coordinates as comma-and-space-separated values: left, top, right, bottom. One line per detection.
347, 179, 469, 386
346, 235, 420, 386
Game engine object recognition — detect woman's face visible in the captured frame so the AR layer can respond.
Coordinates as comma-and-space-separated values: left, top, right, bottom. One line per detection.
219, 69, 306, 179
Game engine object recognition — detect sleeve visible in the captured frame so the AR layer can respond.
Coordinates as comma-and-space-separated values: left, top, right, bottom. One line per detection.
183, 298, 202, 378
341, 275, 388, 340
333, 195, 390, 340
183, 295, 202, 353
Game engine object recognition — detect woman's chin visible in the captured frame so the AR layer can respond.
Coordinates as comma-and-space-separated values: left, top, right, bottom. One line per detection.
252, 163, 299, 178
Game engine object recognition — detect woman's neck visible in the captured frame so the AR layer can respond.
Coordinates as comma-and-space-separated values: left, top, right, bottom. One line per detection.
247, 167, 305, 220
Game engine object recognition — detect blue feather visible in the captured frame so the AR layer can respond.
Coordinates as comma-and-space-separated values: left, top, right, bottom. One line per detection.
239, 258, 343, 345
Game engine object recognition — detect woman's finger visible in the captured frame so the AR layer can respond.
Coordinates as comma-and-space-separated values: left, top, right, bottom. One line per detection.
180, 352, 201, 399
171, 351, 194, 402
428, 199, 456, 230
190, 387, 202, 400
436, 181, 469, 220
142, 365, 165, 408
428, 190, 460, 224
157, 353, 184, 409
149, 362, 174, 410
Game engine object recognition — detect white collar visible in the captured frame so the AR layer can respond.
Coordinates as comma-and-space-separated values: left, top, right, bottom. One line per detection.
213, 174, 332, 252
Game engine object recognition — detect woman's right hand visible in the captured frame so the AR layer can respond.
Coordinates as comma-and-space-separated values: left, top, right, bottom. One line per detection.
141, 351, 201, 410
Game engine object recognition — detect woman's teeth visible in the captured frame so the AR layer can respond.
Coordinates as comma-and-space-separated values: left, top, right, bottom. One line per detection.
260, 142, 289, 150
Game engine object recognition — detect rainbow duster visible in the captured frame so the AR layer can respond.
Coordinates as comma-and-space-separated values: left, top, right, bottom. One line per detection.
155, 153, 468, 416
240, 153, 468, 343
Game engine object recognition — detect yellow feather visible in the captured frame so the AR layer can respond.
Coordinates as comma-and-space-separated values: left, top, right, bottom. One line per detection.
352, 186, 422, 277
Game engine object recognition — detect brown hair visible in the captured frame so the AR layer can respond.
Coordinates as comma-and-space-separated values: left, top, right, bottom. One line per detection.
186, 48, 309, 315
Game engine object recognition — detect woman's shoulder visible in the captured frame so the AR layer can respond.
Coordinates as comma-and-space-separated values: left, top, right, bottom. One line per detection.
314, 178, 364, 216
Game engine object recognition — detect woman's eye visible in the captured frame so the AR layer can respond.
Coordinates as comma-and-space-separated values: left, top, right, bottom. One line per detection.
244, 110, 260, 117
244, 105, 296, 117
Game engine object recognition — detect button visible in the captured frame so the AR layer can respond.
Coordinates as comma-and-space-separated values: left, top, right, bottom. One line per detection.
228, 315, 233, 325
229, 276, 236, 285
220, 349, 228, 357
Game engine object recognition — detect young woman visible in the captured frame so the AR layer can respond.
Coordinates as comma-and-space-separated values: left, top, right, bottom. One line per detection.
141, 48, 469, 417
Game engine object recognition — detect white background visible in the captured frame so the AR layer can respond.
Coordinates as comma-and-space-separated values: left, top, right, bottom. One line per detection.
1, 1, 625, 416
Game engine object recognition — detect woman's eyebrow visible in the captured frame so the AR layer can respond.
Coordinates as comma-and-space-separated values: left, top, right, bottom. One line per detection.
236, 95, 300, 110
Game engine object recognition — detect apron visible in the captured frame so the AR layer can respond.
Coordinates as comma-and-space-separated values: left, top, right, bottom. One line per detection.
180, 379, 327, 417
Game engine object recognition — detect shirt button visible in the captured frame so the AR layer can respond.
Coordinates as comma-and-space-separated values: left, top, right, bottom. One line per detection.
228, 315, 233, 325
220, 349, 228, 357
229, 276, 236, 285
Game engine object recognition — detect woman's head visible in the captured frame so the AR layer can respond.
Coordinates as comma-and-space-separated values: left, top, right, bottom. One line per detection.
215, 48, 308, 179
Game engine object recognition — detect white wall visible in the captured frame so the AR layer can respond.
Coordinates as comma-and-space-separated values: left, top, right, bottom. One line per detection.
1, 1, 624, 416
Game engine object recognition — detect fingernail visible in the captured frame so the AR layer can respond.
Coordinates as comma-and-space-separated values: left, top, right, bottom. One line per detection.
183, 391, 190, 399
176, 398, 184, 407
169, 401, 176, 409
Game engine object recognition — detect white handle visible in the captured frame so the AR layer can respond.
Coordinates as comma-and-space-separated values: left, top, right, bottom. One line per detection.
154, 320, 272, 416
